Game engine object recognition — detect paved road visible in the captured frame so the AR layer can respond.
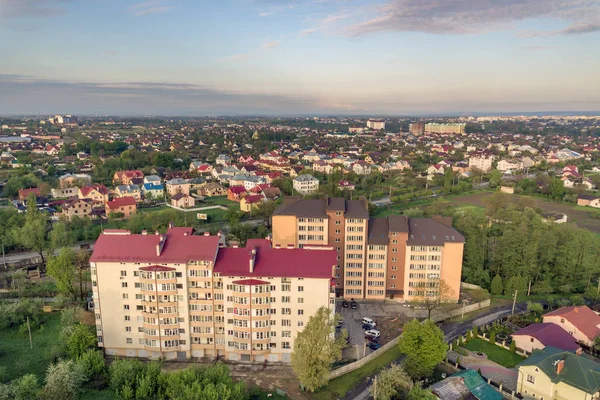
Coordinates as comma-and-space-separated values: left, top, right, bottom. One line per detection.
3, 243, 94, 265
344, 302, 528, 400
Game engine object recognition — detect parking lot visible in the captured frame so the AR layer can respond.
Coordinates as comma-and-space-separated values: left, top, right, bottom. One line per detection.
335, 301, 409, 360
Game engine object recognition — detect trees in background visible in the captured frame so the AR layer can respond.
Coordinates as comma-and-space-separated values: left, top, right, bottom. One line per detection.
291, 307, 347, 392
411, 278, 456, 320
370, 365, 413, 400
398, 319, 447, 380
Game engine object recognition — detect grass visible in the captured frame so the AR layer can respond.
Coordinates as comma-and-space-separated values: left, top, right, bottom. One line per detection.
200, 195, 237, 207
462, 338, 524, 368
311, 346, 403, 400
0, 312, 63, 382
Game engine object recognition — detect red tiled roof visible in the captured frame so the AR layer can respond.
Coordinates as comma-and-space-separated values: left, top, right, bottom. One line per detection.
139, 265, 175, 272
214, 245, 336, 279
543, 305, 600, 340
106, 196, 136, 209
80, 184, 108, 196
19, 188, 41, 197
232, 279, 271, 286
90, 227, 220, 263
229, 186, 247, 194
512, 323, 580, 351
244, 195, 263, 204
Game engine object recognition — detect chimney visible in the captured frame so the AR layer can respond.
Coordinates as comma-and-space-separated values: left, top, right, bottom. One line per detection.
249, 247, 257, 273
204, 231, 210, 236
168, 221, 174, 229
287, 244, 294, 249
155, 231, 159, 235
574, 307, 579, 313
275, 244, 280, 249
142, 230, 147, 235
184, 232, 188, 236
556, 359, 565, 374
156, 234, 166, 256
232, 242, 239, 248
576, 348, 583, 355
217, 230, 222, 237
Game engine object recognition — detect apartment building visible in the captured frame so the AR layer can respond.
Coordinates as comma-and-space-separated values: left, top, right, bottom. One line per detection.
468, 152, 495, 172
292, 174, 319, 194
424, 123, 466, 134
272, 197, 464, 302
367, 119, 386, 130
89, 228, 336, 363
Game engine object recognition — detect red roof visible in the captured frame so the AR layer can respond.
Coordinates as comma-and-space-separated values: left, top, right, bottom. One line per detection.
244, 195, 263, 204
512, 323, 580, 351
139, 265, 175, 272
228, 186, 247, 194
106, 196, 137, 209
80, 184, 108, 196
90, 227, 220, 263
19, 188, 41, 197
232, 279, 271, 286
214, 245, 336, 279
543, 305, 600, 340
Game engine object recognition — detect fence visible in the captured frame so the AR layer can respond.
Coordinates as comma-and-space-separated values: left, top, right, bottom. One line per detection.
328, 336, 400, 380
431, 299, 491, 322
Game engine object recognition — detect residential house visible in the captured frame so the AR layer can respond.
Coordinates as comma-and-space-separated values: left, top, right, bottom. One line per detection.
171, 193, 196, 208
18, 187, 41, 201
262, 186, 281, 201
543, 305, 600, 347
289, 166, 304, 178
105, 196, 137, 218
215, 154, 232, 166
497, 159, 524, 172
517, 346, 600, 400
115, 184, 142, 201
430, 369, 502, 400
165, 178, 191, 196
338, 180, 355, 191
113, 170, 144, 185
352, 161, 372, 175
51, 187, 79, 199
189, 162, 213, 174
227, 186, 247, 202
452, 161, 470, 175
143, 175, 162, 185
240, 194, 264, 212
78, 185, 109, 205
59, 173, 91, 188
62, 198, 94, 220
313, 160, 334, 174
198, 182, 227, 197
512, 323, 580, 353
427, 164, 446, 176
141, 183, 164, 199
577, 194, 600, 208
293, 174, 319, 194
468, 152, 495, 172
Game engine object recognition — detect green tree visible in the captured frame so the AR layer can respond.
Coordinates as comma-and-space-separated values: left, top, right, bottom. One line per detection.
411, 278, 457, 319
67, 324, 97, 359
46, 247, 77, 299
370, 365, 413, 400
76, 349, 106, 383
510, 340, 516, 353
407, 382, 436, 400
527, 301, 544, 315
489, 331, 496, 344
43, 360, 83, 400
16, 194, 50, 263
225, 206, 241, 226
549, 178, 565, 200
291, 307, 347, 392
398, 319, 447, 379
490, 274, 504, 295
49, 220, 75, 251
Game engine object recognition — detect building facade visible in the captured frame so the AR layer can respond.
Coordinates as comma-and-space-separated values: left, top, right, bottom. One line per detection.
90, 228, 336, 363
367, 119, 386, 130
292, 174, 319, 194
272, 197, 464, 302
424, 123, 466, 134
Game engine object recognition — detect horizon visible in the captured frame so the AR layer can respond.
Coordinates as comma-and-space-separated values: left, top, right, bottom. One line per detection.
1, 0, 600, 115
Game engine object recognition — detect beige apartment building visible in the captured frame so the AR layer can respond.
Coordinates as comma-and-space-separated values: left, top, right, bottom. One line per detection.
424, 123, 466, 134
89, 227, 336, 363
272, 197, 464, 302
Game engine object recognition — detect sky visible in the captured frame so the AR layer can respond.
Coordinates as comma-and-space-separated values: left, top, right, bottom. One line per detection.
1, 0, 599, 116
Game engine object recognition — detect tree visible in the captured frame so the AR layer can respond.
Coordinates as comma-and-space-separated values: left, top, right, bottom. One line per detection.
67, 324, 97, 359
254, 200, 279, 228
76, 349, 106, 383
526, 301, 544, 315
489, 331, 496, 344
411, 278, 457, 319
370, 365, 413, 400
291, 307, 346, 392
43, 360, 83, 400
46, 247, 77, 299
49, 220, 75, 252
398, 319, 447, 379
490, 274, 504, 295
510, 340, 516, 353
225, 206, 241, 226
407, 382, 437, 400
16, 194, 50, 264
549, 178, 565, 200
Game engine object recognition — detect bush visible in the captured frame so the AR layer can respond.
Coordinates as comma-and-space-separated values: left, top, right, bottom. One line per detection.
472, 325, 478, 336
456, 347, 468, 356
76, 349, 106, 383
490, 275, 503, 295
489, 331, 496, 344
527, 301, 544, 315
60, 306, 85, 327
43, 360, 83, 400
510, 341, 516, 353
466, 330, 473, 341
67, 324, 97, 359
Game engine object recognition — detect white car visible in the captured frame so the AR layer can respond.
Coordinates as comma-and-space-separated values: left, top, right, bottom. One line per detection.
362, 317, 376, 327
364, 329, 380, 338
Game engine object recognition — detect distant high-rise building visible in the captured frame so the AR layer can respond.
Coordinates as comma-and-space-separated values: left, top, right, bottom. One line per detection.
409, 122, 425, 136
425, 123, 466, 134
366, 119, 386, 130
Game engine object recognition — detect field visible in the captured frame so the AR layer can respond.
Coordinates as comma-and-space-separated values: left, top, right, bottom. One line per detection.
140, 204, 228, 223
0, 312, 63, 382
462, 338, 525, 368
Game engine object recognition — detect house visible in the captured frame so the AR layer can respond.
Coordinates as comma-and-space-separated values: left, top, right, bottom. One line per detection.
143, 175, 162, 185
165, 178, 191, 196
171, 193, 195, 208
289, 166, 304, 178
542, 305, 600, 347
59, 173, 91, 188
500, 186, 515, 194
262, 186, 281, 201
198, 182, 227, 197
78, 185, 109, 205
293, 174, 319, 194
266, 171, 283, 183
51, 187, 79, 199
62, 198, 94, 220
113, 170, 144, 185
141, 183, 164, 199
468, 152, 495, 172
227, 186, 247, 202
427, 164, 446, 176
577, 194, 600, 208
240, 195, 264, 212
430, 369, 502, 400
189, 162, 213, 174
215, 154, 232, 166
115, 184, 142, 201
497, 159, 524, 172
338, 180, 355, 191
18, 187, 41, 201
105, 196, 137, 218
512, 323, 580, 353
517, 346, 600, 400
352, 161, 372, 175
313, 160, 334, 174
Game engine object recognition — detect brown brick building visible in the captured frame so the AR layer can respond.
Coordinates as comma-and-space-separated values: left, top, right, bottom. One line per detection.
272, 197, 464, 302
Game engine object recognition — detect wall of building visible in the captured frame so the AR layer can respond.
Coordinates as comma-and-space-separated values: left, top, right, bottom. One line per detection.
387, 232, 407, 300
543, 315, 592, 346
440, 242, 463, 302
343, 217, 368, 299
327, 210, 346, 292
272, 215, 298, 248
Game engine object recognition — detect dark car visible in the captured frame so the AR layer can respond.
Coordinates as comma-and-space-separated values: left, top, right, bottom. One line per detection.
350, 300, 358, 309
342, 301, 348, 308
365, 335, 379, 343
362, 323, 375, 330
368, 342, 382, 350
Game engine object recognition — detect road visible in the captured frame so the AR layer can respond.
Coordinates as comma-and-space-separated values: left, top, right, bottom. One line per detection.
344, 302, 528, 400
3, 243, 94, 265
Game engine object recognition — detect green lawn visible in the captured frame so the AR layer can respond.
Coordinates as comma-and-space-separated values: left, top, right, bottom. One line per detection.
463, 338, 524, 368
0, 312, 63, 382
201, 196, 236, 207
311, 346, 403, 400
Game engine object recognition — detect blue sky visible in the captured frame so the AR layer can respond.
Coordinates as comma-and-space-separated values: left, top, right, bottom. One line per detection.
1, 0, 599, 115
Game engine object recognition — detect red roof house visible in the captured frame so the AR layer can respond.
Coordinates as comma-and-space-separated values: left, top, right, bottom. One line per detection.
543, 305, 600, 347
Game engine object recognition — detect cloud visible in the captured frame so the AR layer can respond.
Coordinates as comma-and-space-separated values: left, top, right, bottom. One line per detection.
0, 0, 69, 19
262, 40, 281, 49
220, 53, 254, 62
520, 45, 557, 51
300, 14, 347, 36
344, 0, 600, 36
0, 74, 333, 115
259, 11, 274, 17
129, 1, 173, 17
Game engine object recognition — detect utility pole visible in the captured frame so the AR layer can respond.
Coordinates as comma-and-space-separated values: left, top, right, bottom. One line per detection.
373, 376, 377, 400
27, 316, 32, 349
461, 300, 466, 320
1, 241, 6, 270
512, 290, 518, 315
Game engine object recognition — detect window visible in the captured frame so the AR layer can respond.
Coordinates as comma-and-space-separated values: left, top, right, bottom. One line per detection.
123, 305, 130, 310
124, 315, 130, 321
122, 293, 128, 299
126, 338, 133, 344
282, 319, 291, 327
121, 271, 127, 277
298, 309, 304, 315
122, 282, 128, 288
298, 286, 304, 292
526, 374, 535, 384
282, 308, 291, 315
560, 318, 565, 323
282, 331, 292, 337
282, 296, 291, 303
125, 326, 131, 332
298, 321, 304, 327
282, 342, 291, 349
298, 298, 304, 304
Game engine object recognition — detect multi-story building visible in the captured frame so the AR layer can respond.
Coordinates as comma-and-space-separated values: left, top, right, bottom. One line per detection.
424, 123, 466, 134
89, 228, 336, 363
293, 174, 319, 194
409, 122, 425, 136
468, 152, 495, 172
272, 197, 464, 302
367, 119, 386, 130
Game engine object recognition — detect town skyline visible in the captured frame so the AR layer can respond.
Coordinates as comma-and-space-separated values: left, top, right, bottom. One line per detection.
1, 0, 600, 115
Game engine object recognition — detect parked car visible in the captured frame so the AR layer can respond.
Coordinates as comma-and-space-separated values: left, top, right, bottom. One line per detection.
365, 335, 379, 343
364, 329, 381, 338
337, 318, 344, 328
350, 300, 358, 309
362, 323, 375, 330
342, 300, 348, 308
362, 317, 376, 327
368, 341, 382, 350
